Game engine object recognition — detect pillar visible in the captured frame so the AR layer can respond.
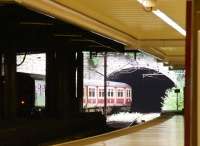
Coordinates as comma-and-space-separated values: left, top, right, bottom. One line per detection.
46, 48, 78, 118
0, 53, 3, 119
55, 48, 77, 118
191, 0, 200, 146
46, 49, 57, 117
185, 1, 192, 146
76, 51, 83, 112
3, 48, 16, 120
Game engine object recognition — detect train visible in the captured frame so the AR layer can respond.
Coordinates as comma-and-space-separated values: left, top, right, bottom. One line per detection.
16, 73, 35, 117
83, 80, 132, 113
16, 73, 133, 117
16, 72, 45, 118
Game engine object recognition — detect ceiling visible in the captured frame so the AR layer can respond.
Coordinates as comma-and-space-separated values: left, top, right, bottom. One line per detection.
4, 0, 186, 68
54, 0, 185, 40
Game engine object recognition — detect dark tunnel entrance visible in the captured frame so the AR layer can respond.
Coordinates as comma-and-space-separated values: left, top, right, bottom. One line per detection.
108, 67, 175, 113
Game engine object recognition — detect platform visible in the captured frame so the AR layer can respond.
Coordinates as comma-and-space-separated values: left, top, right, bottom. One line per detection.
52, 116, 184, 146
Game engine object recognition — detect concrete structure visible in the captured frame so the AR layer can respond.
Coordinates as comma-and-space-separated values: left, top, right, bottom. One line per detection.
83, 52, 179, 83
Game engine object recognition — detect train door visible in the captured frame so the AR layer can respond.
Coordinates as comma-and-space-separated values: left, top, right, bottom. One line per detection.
98, 87, 104, 107
126, 88, 132, 106
87, 86, 97, 108
116, 88, 124, 106
107, 87, 114, 106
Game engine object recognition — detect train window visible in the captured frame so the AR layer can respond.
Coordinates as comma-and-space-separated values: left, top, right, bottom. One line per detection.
111, 89, 114, 97
117, 89, 123, 97
108, 89, 110, 97
108, 89, 114, 97
121, 91, 123, 97
89, 88, 96, 97
127, 89, 131, 97
99, 88, 104, 98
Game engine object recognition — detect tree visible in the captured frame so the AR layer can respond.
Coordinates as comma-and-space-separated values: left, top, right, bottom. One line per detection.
161, 70, 185, 111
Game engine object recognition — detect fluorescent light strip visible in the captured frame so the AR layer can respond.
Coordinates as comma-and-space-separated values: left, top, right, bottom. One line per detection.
136, 0, 186, 36
137, 0, 145, 4
152, 10, 186, 36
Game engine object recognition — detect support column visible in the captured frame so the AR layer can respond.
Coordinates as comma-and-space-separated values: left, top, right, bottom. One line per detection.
191, 0, 200, 146
0, 53, 3, 119
103, 52, 107, 117
46, 49, 57, 117
185, 1, 192, 146
55, 48, 77, 118
3, 48, 16, 120
77, 51, 83, 112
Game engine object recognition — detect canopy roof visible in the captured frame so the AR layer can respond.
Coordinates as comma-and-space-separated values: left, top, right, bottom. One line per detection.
1, 0, 186, 68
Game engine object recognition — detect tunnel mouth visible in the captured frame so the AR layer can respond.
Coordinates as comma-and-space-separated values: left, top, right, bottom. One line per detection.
108, 67, 175, 113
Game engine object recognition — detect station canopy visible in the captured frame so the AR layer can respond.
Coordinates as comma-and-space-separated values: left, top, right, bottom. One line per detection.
2, 0, 186, 69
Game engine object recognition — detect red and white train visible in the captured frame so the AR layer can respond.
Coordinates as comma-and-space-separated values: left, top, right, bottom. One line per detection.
83, 80, 132, 110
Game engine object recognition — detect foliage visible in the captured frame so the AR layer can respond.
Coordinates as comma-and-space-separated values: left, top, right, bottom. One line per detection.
88, 57, 100, 68
161, 88, 184, 111
126, 52, 135, 58
161, 70, 185, 111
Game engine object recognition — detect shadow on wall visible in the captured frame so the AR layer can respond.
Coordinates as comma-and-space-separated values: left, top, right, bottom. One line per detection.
108, 67, 175, 113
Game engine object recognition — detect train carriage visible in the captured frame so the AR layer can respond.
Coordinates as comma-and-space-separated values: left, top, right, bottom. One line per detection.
83, 80, 132, 112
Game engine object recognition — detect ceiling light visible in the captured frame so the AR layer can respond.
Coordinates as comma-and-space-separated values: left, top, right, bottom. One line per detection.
137, 0, 157, 12
164, 61, 169, 65
169, 66, 174, 70
137, 0, 186, 36
152, 10, 186, 36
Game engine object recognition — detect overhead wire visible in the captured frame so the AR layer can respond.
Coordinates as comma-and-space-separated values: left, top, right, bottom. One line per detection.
17, 52, 27, 66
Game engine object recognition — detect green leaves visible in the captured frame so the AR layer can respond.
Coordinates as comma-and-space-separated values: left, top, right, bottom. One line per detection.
161, 70, 185, 111
161, 88, 184, 111
88, 57, 100, 68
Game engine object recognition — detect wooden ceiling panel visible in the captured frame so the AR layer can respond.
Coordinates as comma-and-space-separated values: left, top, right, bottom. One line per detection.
54, 0, 185, 39
158, 47, 185, 56
157, 0, 186, 29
